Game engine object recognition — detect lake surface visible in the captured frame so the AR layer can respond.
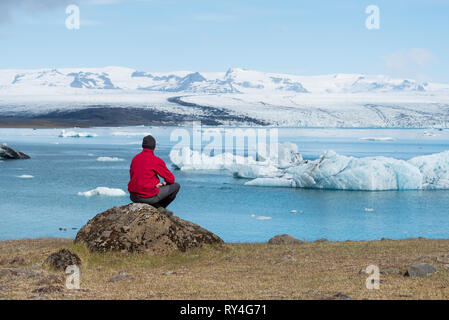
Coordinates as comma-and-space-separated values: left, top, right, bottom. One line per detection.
1, 126, 449, 242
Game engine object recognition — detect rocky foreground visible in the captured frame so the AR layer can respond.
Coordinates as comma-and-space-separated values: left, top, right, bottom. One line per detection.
1, 204, 449, 300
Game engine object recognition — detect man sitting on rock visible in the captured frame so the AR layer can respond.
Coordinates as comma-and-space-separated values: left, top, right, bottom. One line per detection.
128, 135, 180, 216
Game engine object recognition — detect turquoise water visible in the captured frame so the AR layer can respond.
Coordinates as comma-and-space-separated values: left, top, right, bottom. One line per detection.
1, 126, 449, 242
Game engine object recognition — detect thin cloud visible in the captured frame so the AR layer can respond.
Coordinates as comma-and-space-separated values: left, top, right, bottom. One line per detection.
384, 48, 439, 81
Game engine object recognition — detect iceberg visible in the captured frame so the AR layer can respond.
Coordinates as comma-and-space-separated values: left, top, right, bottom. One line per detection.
17, 174, 34, 179
169, 142, 302, 172
360, 137, 395, 141
408, 151, 449, 189
169, 146, 258, 171
59, 130, 97, 138
96, 157, 124, 162
78, 187, 126, 197
284, 150, 423, 190
170, 142, 449, 191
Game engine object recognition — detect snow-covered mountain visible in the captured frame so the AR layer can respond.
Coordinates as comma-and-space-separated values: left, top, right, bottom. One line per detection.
1, 67, 449, 127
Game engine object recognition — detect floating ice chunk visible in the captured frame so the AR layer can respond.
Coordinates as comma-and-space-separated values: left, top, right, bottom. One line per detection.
291, 210, 297, 214
245, 177, 296, 187
96, 157, 124, 162
250, 214, 272, 220
17, 174, 34, 179
364, 208, 375, 212
360, 137, 395, 141
78, 187, 126, 197
59, 130, 97, 138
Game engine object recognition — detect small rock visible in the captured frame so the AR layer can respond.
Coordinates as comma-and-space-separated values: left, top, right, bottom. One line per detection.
331, 292, 353, 300
32, 286, 64, 294
380, 237, 392, 241
108, 271, 133, 282
163, 271, 176, 276
44, 249, 82, 271
405, 263, 437, 277
314, 238, 328, 243
443, 264, 449, 270
268, 234, 303, 245
358, 268, 368, 275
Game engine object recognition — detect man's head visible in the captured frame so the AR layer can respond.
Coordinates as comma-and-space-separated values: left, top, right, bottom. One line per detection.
142, 135, 156, 150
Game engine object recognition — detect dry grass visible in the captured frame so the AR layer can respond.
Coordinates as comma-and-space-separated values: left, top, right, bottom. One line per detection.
1, 238, 449, 300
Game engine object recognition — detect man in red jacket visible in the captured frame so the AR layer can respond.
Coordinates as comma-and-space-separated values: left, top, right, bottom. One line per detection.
128, 135, 180, 216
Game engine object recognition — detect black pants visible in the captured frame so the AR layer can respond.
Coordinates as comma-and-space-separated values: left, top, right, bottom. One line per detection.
130, 183, 180, 208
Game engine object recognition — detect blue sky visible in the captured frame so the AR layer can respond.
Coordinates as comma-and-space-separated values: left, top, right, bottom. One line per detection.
0, 0, 448, 82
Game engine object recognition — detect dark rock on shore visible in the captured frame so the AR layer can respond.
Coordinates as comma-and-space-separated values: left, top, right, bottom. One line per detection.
0, 144, 30, 160
405, 263, 437, 277
44, 249, 82, 271
268, 234, 303, 245
75, 203, 224, 254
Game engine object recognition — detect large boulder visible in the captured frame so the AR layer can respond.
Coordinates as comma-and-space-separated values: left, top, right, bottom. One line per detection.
75, 203, 223, 254
268, 234, 303, 245
44, 249, 82, 271
0, 144, 30, 160
405, 263, 437, 277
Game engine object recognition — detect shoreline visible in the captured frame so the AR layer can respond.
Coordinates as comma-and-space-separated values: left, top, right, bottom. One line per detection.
1, 237, 449, 300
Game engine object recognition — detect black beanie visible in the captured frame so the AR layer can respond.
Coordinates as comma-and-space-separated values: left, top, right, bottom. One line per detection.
142, 135, 156, 150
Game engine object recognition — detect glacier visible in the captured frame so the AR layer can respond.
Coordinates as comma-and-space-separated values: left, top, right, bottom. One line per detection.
170, 144, 449, 191
1, 67, 449, 127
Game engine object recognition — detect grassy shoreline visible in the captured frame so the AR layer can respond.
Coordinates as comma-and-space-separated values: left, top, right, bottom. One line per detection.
1, 237, 449, 300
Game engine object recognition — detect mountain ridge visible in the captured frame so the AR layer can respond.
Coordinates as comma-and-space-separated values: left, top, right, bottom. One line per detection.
1, 67, 449, 127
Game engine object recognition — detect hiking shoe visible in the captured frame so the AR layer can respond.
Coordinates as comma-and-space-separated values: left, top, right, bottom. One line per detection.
157, 207, 173, 217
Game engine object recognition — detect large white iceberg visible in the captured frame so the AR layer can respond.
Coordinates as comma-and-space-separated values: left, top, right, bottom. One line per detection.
78, 187, 126, 197
59, 129, 97, 138
169, 142, 302, 173
170, 143, 449, 191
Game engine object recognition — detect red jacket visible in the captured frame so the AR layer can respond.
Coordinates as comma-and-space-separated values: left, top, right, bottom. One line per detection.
128, 149, 175, 197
